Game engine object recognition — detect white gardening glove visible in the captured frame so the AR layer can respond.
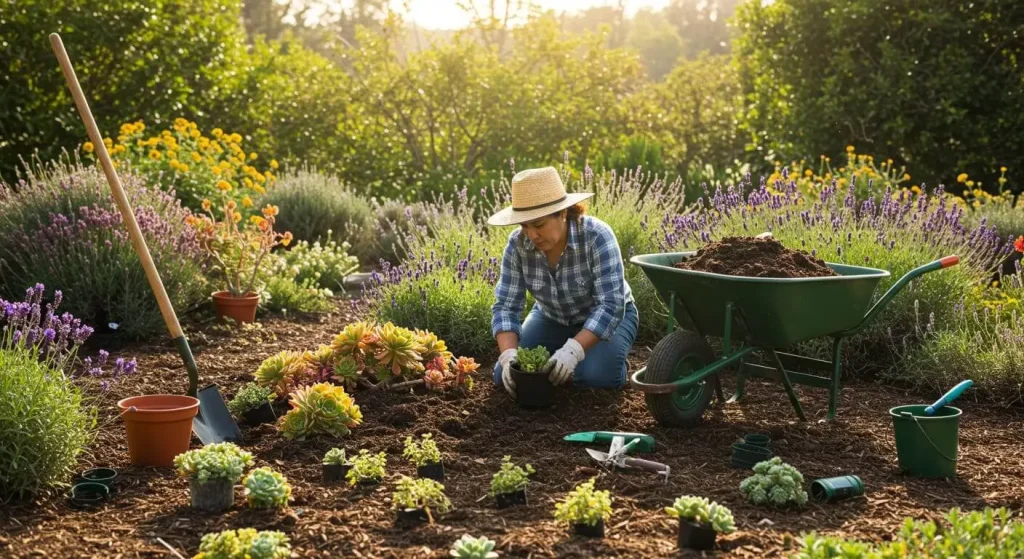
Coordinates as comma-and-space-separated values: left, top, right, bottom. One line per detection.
543, 338, 585, 386
497, 348, 518, 397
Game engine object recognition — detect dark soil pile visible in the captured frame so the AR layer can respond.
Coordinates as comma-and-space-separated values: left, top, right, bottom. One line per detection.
675, 236, 839, 278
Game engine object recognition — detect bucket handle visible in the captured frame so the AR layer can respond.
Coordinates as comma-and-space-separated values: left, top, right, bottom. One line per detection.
903, 412, 958, 464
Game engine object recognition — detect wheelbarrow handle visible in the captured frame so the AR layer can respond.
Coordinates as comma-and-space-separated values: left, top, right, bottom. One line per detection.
842, 255, 959, 336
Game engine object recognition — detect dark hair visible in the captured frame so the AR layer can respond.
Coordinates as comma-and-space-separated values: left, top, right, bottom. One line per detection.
565, 203, 587, 222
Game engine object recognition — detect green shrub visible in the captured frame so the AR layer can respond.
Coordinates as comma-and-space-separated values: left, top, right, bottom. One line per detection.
272, 237, 360, 292
739, 457, 808, 508
345, 450, 387, 486
403, 433, 442, 467
259, 274, 333, 315
0, 160, 207, 339
243, 467, 291, 510
227, 383, 274, 417
259, 169, 377, 262
392, 476, 452, 517
371, 198, 439, 264
194, 528, 291, 559
553, 478, 613, 527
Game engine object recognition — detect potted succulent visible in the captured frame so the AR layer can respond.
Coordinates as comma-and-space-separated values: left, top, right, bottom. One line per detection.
665, 495, 736, 550
739, 457, 809, 508
450, 535, 499, 558
188, 200, 293, 324
489, 455, 534, 509
346, 449, 387, 486
404, 433, 444, 481
174, 443, 254, 513
322, 448, 353, 484
243, 467, 292, 510
227, 382, 276, 426
195, 528, 291, 558
392, 475, 452, 526
553, 478, 612, 538
509, 345, 553, 408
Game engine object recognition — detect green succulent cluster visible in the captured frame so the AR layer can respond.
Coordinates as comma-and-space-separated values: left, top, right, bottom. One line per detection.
489, 456, 534, 496
665, 495, 736, 534
323, 448, 349, 465
392, 475, 452, 518
346, 449, 387, 486
227, 383, 274, 416
174, 443, 254, 483
194, 528, 291, 559
553, 478, 612, 527
243, 467, 292, 510
514, 346, 550, 373
739, 457, 808, 508
449, 534, 499, 558
403, 433, 442, 467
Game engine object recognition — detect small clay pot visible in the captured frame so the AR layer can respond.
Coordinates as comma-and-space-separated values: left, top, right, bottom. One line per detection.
395, 507, 429, 527
189, 477, 235, 513
81, 467, 118, 492
678, 519, 717, 550
511, 364, 553, 408
417, 462, 445, 481
323, 463, 352, 484
211, 291, 259, 324
242, 401, 277, 426
495, 489, 528, 509
572, 519, 605, 538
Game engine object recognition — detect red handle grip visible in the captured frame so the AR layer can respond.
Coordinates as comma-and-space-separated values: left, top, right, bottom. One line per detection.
939, 255, 960, 268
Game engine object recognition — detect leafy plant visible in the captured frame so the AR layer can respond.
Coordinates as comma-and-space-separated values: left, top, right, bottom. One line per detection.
243, 467, 291, 510
392, 475, 452, 520
279, 382, 362, 440
194, 528, 291, 559
489, 456, 534, 496
403, 433, 442, 467
665, 495, 736, 534
271, 235, 359, 292
450, 534, 499, 559
323, 448, 349, 466
345, 450, 387, 486
258, 273, 333, 314
174, 443, 254, 484
739, 457, 808, 508
553, 478, 613, 527
227, 383, 274, 416
254, 350, 319, 398
513, 346, 550, 374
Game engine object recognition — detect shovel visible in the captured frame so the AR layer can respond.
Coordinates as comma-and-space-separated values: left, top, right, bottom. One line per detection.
49, 33, 241, 444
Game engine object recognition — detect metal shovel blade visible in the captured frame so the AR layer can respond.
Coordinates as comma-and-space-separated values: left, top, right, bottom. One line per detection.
194, 384, 243, 444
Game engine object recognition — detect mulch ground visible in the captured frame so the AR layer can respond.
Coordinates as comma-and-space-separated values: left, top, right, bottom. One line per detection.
2, 300, 1023, 558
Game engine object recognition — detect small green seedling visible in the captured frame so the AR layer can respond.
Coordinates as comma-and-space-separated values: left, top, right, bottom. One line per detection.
346, 449, 387, 486
403, 433, 442, 467
665, 495, 736, 533
739, 457, 808, 508
226, 382, 274, 416
449, 534, 499, 558
323, 448, 349, 465
392, 475, 452, 522
243, 467, 292, 510
514, 346, 550, 373
553, 478, 612, 527
489, 456, 534, 496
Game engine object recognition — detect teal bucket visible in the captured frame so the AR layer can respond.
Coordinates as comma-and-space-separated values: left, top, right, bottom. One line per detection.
889, 404, 961, 478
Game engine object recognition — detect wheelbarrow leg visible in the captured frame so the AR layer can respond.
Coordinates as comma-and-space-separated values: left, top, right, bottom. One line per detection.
827, 338, 844, 421
713, 375, 726, 404
769, 351, 807, 421
726, 358, 747, 404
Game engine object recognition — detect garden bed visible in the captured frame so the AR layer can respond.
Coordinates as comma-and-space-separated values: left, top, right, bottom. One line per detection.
1, 301, 1022, 558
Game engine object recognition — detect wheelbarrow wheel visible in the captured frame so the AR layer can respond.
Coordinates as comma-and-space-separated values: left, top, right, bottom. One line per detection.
645, 330, 716, 427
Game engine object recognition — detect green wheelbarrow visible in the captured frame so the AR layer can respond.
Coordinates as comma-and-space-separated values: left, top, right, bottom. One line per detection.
628, 252, 960, 426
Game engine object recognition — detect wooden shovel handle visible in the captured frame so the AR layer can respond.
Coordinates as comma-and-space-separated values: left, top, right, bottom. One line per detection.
48, 33, 184, 340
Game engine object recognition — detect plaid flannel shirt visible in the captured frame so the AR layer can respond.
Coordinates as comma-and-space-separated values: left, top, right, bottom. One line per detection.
491, 215, 633, 341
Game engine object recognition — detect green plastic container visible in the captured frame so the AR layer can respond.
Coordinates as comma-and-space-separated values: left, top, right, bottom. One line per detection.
889, 405, 961, 478
810, 475, 864, 503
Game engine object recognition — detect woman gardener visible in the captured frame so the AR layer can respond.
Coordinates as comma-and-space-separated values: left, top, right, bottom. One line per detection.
487, 166, 638, 398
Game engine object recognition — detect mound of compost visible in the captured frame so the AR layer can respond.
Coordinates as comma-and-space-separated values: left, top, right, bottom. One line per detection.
674, 236, 839, 278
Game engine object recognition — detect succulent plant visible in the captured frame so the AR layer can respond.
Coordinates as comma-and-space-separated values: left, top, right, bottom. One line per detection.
279, 382, 362, 440
346, 449, 387, 486
243, 467, 292, 510
514, 346, 550, 373
174, 442, 254, 483
416, 329, 453, 363
449, 534, 499, 558
489, 456, 534, 496
330, 320, 379, 368
665, 495, 736, 534
194, 528, 291, 559
227, 383, 274, 416
553, 478, 612, 527
323, 448, 349, 465
739, 457, 808, 508
403, 433, 442, 467
453, 356, 480, 389
373, 322, 426, 380
392, 475, 452, 520
254, 349, 315, 397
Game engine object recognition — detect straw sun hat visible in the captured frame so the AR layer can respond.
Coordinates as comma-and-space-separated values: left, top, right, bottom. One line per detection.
486, 166, 593, 226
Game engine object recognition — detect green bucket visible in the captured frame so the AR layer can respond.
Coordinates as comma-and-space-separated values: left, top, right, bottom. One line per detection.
889, 404, 961, 478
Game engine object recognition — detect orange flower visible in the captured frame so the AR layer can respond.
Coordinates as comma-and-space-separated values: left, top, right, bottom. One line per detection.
261, 205, 279, 218
201, 199, 212, 212
1015, 236, 1024, 254
281, 231, 293, 247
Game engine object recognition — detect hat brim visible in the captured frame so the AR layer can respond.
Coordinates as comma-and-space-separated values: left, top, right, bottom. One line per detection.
486, 192, 594, 226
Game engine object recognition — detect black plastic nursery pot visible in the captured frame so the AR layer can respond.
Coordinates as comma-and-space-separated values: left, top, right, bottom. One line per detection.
572, 519, 605, 538
495, 489, 528, 509
511, 364, 554, 408
81, 467, 118, 492
357, 477, 383, 487
678, 520, 717, 550
417, 461, 445, 481
242, 401, 277, 427
395, 507, 429, 527
743, 434, 771, 449
731, 442, 773, 465
69, 481, 109, 508
323, 463, 352, 484
189, 477, 235, 513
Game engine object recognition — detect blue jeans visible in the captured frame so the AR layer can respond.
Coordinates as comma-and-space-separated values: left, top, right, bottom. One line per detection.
493, 302, 639, 389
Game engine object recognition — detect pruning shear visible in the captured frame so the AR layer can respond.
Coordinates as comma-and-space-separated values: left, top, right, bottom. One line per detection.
585, 434, 671, 483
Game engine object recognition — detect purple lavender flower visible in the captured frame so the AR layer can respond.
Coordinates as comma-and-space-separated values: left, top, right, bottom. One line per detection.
98, 349, 109, 366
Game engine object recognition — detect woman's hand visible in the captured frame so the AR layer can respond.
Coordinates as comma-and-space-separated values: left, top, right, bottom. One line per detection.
543, 338, 586, 385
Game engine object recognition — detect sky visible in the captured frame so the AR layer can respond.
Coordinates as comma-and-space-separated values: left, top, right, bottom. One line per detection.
403, 1, 673, 30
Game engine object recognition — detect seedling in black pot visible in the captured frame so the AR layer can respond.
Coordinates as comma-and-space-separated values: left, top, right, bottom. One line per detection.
346, 449, 387, 487
511, 346, 553, 408
322, 448, 352, 484
665, 495, 736, 550
489, 455, 534, 509
392, 476, 452, 528
226, 383, 276, 427
404, 433, 444, 481
553, 478, 612, 538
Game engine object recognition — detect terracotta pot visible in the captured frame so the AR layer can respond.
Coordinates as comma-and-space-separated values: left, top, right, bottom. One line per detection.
211, 291, 259, 324
117, 395, 199, 467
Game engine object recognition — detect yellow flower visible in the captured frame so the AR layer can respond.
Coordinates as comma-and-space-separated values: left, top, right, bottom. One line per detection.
232, 211, 242, 223
149, 150, 162, 161
249, 152, 258, 161
212, 167, 222, 176
270, 159, 279, 170
211, 128, 224, 138
803, 169, 812, 177
967, 180, 976, 188
229, 133, 242, 144
281, 232, 293, 247
911, 185, 922, 195
250, 215, 265, 226
190, 129, 201, 139
262, 204, 279, 218
191, 152, 202, 163
1000, 166, 1007, 173
201, 199, 212, 212
241, 196, 253, 208
253, 184, 266, 195
846, 145, 855, 153
244, 177, 254, 189
903, 173, 910, 181
957, 173, 968, 183
226, 200, 238, 211
216, 180, 232, 191
83, 142, 94, 153
112, 145, 126, 155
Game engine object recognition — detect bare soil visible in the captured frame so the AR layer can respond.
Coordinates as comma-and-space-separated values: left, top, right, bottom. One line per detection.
675, 237, 839, 278
1, 300, 1022, 558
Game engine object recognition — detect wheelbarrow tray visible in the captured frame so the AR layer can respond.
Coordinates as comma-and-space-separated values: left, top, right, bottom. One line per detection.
630, 252, 891, 348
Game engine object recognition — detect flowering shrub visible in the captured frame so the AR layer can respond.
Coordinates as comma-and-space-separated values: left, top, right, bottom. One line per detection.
489, 456, 534, 497
0, 162, 207, 339
553, 478, 613, 527
346, 450, 387, 485
403, 433, 442, 467
174, 443, 254, 484
279, 383, 362, 440
92, 118, 277, 212
243, 467, 291, 509
665, 495, 736, 533
739, 457, 808, 508
270, 235, 359, 292
392, 476, 452, 520
194, 528, 291, 559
